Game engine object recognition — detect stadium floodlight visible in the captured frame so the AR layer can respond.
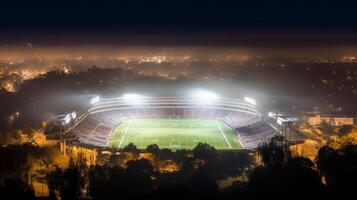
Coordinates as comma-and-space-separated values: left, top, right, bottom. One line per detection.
123, 93, 142, 99
90, 96, 100, 104
122, 93, 145, 105
192, 90, 218, 104
268, 112, 276, 118
71, 111, 77, 119
244, 97, 256, 105
64, 114, 71, 124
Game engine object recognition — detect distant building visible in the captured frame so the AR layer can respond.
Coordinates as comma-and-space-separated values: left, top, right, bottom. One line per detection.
306, 114, 354, 126
60, 140, 97, 166
267, 112, 299, 125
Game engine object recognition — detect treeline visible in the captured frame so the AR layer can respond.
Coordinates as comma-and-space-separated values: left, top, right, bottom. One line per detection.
0, 136, 356, 199
0, 143, 65, 199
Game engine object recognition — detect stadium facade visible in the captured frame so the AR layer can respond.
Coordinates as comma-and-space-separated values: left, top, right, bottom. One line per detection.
66, 95, 276, 150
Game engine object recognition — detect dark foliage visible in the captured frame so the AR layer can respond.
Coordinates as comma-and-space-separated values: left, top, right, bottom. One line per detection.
317, 144, 357, 197
0, 140, 356, 200
337, 125, 353, 136
0, 178, 36, 200
47, 158, 87, 200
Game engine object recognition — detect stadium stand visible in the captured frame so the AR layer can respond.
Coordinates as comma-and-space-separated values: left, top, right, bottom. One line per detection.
68, 97, 276, 149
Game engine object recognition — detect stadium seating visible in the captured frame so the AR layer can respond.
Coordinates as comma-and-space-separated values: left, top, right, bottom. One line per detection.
236, 121, 275, 148
69, 104, 275, 148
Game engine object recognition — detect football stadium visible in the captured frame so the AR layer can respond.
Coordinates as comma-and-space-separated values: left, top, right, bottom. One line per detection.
67, 91, 276, 150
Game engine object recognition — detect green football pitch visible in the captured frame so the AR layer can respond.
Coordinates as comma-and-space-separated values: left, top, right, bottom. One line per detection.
107, 118, 243, 150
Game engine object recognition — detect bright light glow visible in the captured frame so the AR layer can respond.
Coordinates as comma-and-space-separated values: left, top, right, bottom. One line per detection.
122, 93, 144, 105
71, 111, 77, 119
90, 96, 100, 104
192, 90, 218, 104
244, 97, 256, 105
64, 114, 71, 124
123, 94, 142, 99
277, 118, 284, 125
268, 112, 276, 118
3, 82, 16, 92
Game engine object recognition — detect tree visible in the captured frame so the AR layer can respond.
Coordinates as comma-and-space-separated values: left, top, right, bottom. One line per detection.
192, 142, 217, 160
249, 156, 324, 199
257, 135, 290, 166
250, 135, 325, 199
89, 165, 126, 200
317, 144, 357, 197
125, 159, 154, 196
337, 125, 353, 136
123, 143, 138, 152
316, 146, 338, 181
89, 160, 155, 199
211, 151, 253, 180
320, 120, 335, 135
146, 144, 160, 154
188, 165, 218, 198
0, 178, 36, 200
126, 159, 154, 183
0, 143, 56, 182
47, 158, 88, 200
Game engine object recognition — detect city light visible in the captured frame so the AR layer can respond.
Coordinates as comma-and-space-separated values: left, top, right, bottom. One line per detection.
244, 97, 256, 105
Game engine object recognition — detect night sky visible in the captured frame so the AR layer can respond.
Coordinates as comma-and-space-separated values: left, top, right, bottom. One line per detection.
1, 0, 357, 46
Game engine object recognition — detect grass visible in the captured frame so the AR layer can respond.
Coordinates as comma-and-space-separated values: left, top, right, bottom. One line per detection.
107, 118, 242, 150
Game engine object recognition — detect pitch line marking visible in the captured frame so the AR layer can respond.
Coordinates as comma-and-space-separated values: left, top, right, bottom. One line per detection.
215, 120, 232, 149
118, 119, 132, 148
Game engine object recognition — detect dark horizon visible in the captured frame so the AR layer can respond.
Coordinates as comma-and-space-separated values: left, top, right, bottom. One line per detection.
2, 0, 357, 47
2, 29, 357, 48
